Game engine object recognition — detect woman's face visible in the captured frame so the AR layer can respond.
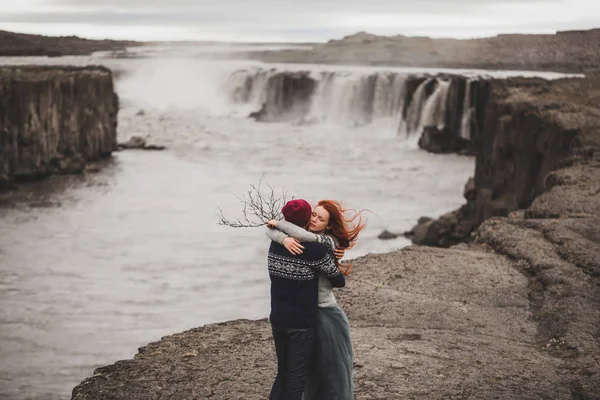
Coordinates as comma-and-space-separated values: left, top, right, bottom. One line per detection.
309, 205, 330, 233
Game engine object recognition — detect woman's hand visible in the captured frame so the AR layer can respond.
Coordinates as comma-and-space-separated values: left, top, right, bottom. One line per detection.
267, 219, 278, 229
334, 248, 346, 260
283, 237, 304, 255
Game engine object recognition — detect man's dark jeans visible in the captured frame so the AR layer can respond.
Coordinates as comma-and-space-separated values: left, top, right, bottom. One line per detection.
269, 324, 315, 400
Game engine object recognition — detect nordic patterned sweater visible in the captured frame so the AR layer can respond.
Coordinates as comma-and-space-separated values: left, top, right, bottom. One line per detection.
268, 235, 345, 329
266, 221, 341, 308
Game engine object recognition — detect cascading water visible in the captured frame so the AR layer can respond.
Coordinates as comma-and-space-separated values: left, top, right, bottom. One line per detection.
398, 77, 435, 135
460, 79, 473, 140
225, 67, 476, 144
226, 68, 276, 107
307, 71, 411, 127
372, 73, 407, 120
308, 72, 364, 124
420, 79, 452, 131
307, 72, 382, 126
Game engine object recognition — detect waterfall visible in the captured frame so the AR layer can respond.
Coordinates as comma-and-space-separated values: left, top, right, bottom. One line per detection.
371, 73, 391, 118
391, 74, 407, 117
389, 74, 408, 131
225, 68, 276, 107
460, 80, 473, 140
226, 68, 413, 126
309, 72, 361, 124
372, 73, 407, 119
421, 79, 452, 131
224, 67, 477, 148
248, 70, 275, 107
307, 72, 380, 126
398, 78, 434, 135
306, 71, 412, 127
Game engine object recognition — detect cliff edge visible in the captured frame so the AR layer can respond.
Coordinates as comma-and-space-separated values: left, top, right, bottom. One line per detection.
0, 65, 119, 188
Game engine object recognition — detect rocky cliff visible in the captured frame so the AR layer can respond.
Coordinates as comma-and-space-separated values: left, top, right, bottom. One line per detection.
0, 66, 119, 188
407, 74, 600, 248
71, 75, 600, 399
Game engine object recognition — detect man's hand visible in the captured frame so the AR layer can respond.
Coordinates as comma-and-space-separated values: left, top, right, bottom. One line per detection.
267, 219, 278, 229
334, 248, 345, 260
283, 237, 304, 255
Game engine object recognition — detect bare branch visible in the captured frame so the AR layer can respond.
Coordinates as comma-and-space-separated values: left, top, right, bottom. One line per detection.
217, 176, 291, 228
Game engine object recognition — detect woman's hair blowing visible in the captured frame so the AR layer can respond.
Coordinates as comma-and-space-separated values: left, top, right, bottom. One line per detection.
318, 200, 367, 275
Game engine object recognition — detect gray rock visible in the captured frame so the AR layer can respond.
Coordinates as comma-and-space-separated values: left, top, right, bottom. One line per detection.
463, 177, 476, 201
118, 136, 147, 149
378, 230, 399, 240
143, 144, 167, 151
49, 154, 85, 175
118, 136, 166, 151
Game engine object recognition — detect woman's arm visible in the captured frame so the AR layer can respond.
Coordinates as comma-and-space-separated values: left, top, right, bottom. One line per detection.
266, 226, 305, 255
268, 220, 341, 256
265, 226, 288, 244
272, 220, 318, 242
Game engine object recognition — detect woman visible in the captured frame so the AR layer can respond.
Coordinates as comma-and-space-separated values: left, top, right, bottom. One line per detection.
266, 200, 366, 400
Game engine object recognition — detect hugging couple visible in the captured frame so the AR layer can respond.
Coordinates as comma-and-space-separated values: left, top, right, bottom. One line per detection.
266, 199, 366, 400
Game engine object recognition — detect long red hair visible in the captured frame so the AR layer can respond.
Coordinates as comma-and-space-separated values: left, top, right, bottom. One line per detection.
317, 200, 367, 276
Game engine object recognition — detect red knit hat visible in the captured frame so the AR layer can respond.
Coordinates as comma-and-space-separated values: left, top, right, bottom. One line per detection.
282, 199, 312, 227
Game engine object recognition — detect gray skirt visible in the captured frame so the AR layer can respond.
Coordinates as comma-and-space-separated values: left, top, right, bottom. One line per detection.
304, 305, 354, 400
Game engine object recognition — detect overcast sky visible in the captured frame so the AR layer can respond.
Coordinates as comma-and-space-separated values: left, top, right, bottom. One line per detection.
0, 0, 599, 42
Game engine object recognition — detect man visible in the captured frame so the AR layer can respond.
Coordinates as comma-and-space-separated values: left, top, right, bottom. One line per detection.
267, 199, 345, 400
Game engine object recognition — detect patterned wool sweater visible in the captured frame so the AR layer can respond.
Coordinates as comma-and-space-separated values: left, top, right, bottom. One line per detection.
268, 240, 345, 329
266, 221, 341, 308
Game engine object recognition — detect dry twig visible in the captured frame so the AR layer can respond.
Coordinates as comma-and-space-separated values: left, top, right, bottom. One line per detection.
217, 175, 291, 228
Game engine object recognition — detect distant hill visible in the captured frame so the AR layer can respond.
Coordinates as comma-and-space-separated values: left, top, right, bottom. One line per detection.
0, 30, 141, 57
245, 28, 600, 73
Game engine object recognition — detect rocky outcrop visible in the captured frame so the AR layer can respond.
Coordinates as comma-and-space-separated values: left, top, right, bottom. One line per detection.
118, 136, 166, 151
244, 29, 600, 74
471, 158, 600, 398
402, 76, 491, 154
0, 66, 119, 184
408, 75, 600, 247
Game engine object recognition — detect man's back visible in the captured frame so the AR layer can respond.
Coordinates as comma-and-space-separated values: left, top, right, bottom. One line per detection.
268, 241, 337, 329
